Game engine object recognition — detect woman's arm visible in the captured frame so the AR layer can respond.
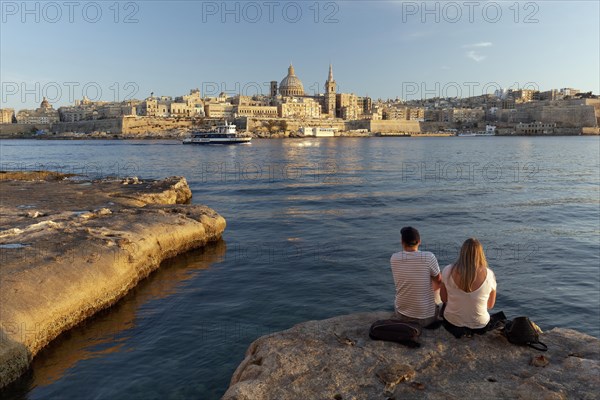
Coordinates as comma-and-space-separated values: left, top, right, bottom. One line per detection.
440, 282, 448, 303
487, 289, 496, 309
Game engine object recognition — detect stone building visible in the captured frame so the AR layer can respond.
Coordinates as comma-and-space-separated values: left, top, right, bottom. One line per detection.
336, 93, 360, 121
236, 106, 279, 118
357, 97, 372, 115
383, 106, 425, 121
59, 98, 138, 122
136, 90, 203, 118
205, 103, 235, 119
0, 108, 15, 123
512, 89, 536, 103
16, 98, 60, 124
177, 89, 205, 117
448, 108, 485, 124
278, 97, 321, 119
515, 122, 556, 135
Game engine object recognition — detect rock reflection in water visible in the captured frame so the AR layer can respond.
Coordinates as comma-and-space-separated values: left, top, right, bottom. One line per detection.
11, 240, 226, 393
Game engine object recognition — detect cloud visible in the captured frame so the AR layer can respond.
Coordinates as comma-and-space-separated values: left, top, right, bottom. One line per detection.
463, 42, 491, 62
463, 42, 493, 48
466, 51, 486, 62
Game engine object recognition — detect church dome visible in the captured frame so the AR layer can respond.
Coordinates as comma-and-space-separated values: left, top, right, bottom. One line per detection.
279, 64, 305, 97
40, 97, 50, 109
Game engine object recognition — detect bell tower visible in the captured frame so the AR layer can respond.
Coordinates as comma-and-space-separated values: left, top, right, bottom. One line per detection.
324, 64, 337, 117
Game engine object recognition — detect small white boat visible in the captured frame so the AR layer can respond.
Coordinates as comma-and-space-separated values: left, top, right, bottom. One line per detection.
457, 125, 496, 137
457, 132, 495, 137
183, 121, 252, 145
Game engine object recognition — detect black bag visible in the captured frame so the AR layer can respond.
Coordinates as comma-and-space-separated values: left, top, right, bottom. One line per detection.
503, 316, 548, 351
369, 319, 422, 348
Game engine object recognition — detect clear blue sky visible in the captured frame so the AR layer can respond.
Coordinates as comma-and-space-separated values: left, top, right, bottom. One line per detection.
1, 1, 598, 109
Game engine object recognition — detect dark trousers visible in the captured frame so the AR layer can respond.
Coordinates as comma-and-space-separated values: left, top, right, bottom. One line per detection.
442, 311, 506, 339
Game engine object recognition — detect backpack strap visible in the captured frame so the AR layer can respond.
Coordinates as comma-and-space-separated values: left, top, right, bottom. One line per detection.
528, 341, 548, 352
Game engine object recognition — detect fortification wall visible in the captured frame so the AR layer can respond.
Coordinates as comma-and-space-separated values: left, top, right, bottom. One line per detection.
51, 119, 122, 134
368, 120, 423, 133
121, 117, 194, 134
0, 123, 52, 136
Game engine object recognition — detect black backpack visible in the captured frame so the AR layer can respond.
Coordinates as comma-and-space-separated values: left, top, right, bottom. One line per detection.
503, 316, 548, 351
369, 319, 422, 348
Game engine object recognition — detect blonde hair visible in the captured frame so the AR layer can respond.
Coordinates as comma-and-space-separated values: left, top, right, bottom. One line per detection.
452, 238, 488, 292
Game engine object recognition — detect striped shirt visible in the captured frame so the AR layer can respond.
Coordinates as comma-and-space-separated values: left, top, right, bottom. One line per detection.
390, 250, 440, 319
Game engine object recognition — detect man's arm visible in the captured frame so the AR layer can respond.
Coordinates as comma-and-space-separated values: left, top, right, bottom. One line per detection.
431, 273, 442, 291
440, 282, 448, 303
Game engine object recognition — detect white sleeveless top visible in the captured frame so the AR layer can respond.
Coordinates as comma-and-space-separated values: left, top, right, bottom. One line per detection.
442, 264, 497, 329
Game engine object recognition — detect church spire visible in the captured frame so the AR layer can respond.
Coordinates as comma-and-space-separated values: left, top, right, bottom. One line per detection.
327, 64, 334, 82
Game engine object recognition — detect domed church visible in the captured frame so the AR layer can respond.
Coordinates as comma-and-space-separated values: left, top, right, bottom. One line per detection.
279, 64, 305, 97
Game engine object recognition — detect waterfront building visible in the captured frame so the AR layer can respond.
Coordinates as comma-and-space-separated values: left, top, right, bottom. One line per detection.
0, 108, 15, 123
16, 98, 60, 124
301, 127, 337, 137
515, 121, 556, 135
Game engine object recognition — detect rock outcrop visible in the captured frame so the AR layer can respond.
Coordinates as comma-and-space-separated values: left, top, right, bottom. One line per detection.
223, 312, 599, 400
0, 172, 226, 388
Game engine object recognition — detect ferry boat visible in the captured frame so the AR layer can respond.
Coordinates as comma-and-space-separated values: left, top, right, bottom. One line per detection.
456, 125, 496, 137
182, 121, 252, 145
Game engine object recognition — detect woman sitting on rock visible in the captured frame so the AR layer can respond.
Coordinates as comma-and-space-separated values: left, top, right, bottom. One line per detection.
440, 238, 504, 338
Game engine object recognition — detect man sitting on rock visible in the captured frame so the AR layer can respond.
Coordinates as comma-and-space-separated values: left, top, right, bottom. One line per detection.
390, 226, 442, 328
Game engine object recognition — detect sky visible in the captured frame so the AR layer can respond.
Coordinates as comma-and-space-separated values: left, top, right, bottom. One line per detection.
1, 0, 599, 110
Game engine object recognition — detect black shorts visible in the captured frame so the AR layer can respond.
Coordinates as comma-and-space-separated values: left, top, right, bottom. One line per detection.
442, 311, 506, 339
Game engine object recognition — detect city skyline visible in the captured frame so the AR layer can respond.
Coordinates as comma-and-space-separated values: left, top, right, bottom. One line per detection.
1, 1, 599, 110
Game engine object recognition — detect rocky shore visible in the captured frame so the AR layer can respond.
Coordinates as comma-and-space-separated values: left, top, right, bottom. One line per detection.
223, 312, 599, 400
0, 171, 226, 388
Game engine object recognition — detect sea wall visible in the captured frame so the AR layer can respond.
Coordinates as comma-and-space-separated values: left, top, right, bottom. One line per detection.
368, 120, 423, 133
120, 116, 194, 135
0, 172, 226, 388
224, 311, 599, 399
0, 123, 52, 137
51, 119, 122, 134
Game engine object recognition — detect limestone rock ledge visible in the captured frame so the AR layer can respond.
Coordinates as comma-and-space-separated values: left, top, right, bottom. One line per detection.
223, 312, 599, 400
0, 172, 226, 388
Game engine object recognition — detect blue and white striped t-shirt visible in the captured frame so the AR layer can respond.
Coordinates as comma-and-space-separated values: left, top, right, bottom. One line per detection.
390, 250, 440, 319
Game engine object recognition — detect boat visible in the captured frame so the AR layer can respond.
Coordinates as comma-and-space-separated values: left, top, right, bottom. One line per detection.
457, 125, 496, 137
457, 131, 495, 137
374, 132, 412, 137
182, 121, 251, 145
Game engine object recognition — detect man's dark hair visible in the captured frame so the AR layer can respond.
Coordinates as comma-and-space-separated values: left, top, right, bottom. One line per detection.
401, 226, 420, 246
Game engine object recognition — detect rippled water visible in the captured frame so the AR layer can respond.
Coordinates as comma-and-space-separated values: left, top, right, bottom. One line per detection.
1, 137, 599, 399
